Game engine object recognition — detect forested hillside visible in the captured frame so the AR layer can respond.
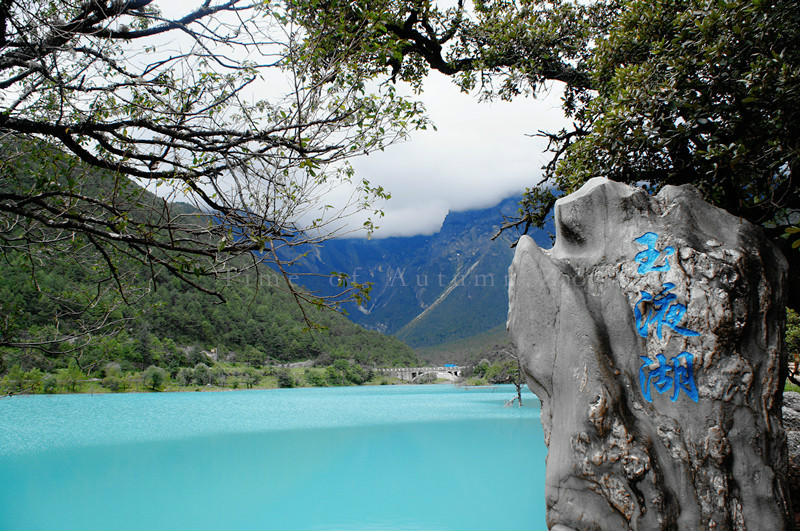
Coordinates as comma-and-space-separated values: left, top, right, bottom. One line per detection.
0, 250, 421, 394
0, 252, 418, 366
0, 139, 420, 395
416, 325, 512, 366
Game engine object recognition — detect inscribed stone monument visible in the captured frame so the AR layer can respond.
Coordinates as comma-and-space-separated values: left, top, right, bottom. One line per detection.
507, 178, 790, 530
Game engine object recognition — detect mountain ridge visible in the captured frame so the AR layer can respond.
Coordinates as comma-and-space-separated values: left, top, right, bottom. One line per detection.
284, 195, 554, 347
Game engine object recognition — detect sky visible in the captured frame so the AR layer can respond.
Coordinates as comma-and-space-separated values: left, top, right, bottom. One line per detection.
155, 0, 570, 238
350, 75, 568, 237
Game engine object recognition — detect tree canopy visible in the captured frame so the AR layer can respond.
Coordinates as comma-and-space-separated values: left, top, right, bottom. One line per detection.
288, 0, 800, 300
0, 0, 429, 347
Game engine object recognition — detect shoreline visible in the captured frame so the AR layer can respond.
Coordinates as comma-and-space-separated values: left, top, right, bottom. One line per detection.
1, 378, 475, 398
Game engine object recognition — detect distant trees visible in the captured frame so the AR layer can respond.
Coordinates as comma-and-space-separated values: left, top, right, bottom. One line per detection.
0, 252, 421, 394
56, 358, 84, 393
276, 368, 297, 388
322, 358, 372, 386
0, 356, 397, 394
101, 374, 126, 392
464, 351, 526, 404
142, 365, 167, 391
0, 0, 428, 350
304, 368, 327, 387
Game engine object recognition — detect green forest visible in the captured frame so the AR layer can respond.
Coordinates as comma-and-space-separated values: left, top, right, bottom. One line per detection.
0, 135, 424, 395
0, 243, 422, 395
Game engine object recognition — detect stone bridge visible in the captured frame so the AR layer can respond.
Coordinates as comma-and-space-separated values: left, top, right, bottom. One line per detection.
374, 366, 466, 383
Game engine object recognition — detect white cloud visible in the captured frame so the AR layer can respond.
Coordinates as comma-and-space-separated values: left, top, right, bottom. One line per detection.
351, 73, 569, 237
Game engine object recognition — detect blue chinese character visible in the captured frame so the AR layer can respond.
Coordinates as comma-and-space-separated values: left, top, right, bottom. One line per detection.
634, 232, 675, 274
639, 352, 699, 403
638, 353, 673, 402
670, 352, 699, 402
634, 283, 700, 340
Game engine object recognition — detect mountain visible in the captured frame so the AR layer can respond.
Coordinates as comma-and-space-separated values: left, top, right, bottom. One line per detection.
0, 138, 422, 376
283, 196, 554, 348
0, 236, 422, 376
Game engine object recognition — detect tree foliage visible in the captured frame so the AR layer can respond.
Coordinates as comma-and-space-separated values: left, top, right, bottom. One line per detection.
288, 0, 800, 300
0, 251, 421, 393
287, 0, 603, 95
0, 0, 429, 348
141, 364, 167, 390
558, 0, 799, 226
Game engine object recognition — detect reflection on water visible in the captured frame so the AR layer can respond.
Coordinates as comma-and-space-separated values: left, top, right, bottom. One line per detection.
0, 385, 547, 531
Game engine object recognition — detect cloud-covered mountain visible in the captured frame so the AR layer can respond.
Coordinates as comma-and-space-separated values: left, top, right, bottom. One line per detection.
283, 196, 554, 347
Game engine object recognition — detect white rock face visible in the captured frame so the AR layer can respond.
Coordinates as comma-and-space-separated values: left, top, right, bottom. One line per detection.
507, 178, 791, 531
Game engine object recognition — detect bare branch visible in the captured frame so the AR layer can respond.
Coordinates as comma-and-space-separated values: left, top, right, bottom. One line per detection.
0, 0, 425, 350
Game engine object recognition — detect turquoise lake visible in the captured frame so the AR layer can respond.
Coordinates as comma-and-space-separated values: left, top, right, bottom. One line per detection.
0, 384, 547, 531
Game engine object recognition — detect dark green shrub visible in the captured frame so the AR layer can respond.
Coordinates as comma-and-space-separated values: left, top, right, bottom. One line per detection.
142, 365, 168, 391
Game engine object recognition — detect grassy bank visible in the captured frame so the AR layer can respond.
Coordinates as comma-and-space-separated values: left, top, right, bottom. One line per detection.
0, 361, 415, 396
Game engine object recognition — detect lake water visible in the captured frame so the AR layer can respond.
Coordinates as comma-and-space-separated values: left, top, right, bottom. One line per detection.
0, 385, 547, 531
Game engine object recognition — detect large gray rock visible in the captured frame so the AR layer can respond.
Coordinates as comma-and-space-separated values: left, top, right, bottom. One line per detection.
784, 392, 800, 432
507, 178, 790, 530
783, 391, 800, 524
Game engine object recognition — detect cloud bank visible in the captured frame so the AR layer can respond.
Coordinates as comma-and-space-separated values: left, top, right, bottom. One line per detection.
351, 73, 569, 237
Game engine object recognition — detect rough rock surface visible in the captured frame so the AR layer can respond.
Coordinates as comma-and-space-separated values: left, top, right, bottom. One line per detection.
784, 391, 800, 526
507, 178, 790, 530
